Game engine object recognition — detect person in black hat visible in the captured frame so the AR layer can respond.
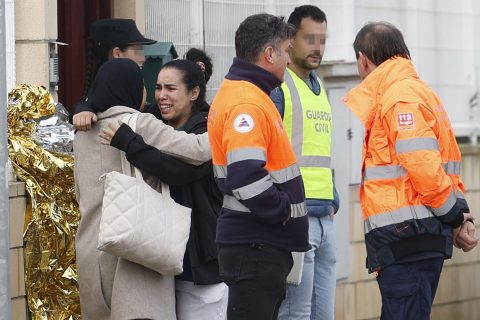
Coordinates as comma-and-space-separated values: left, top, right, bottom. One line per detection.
83, 18, 156, 100
73, 18, 157, 129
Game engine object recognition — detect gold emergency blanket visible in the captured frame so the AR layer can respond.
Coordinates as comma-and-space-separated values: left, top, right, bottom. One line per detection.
7, 84, 81, 319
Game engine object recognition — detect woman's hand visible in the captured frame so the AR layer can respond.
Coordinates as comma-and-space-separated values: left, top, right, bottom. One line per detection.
99, 120, 122, 145
73, 111, 97, 131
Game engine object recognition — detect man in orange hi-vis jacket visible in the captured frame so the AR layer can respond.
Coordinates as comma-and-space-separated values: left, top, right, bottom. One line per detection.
343, 22, 478, 320
207, 13, 310, 320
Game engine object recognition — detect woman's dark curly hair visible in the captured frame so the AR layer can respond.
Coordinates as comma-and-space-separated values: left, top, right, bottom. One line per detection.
184, 48, 213, 84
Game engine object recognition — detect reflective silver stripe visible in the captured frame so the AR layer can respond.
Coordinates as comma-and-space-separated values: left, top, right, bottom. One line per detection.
456, 190, 465, 199
442, 161, 461, 175
227, 147, 266, 164
363, 161, 460, 181
232, 175, 272, 200
430, 189, 456, 216
290, 202, 307, 218
364, 165, 406, 181
284, 70, 331, 169
222, 195, 251, 212
298, 156, 331, 168
395, 137, 439, 154
213, 165, 227, 178
364, 205, 434, 233
284, 70, 303, 154
270, 164, 301, 184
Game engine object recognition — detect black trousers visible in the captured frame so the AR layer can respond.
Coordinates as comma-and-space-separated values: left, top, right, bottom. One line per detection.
377, 257, 444, 320
218, 244, 293, 320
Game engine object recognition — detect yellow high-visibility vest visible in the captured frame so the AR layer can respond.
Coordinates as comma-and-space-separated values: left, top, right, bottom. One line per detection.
281, 68, 333, 200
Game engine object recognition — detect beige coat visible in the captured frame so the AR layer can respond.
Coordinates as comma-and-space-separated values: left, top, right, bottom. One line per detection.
73, 106, 211, 320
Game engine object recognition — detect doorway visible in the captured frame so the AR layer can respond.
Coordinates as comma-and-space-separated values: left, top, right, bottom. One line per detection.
57, 0, 111, 113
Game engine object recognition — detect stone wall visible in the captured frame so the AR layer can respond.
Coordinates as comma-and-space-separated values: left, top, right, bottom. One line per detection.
15, 0, 57, 93
8, 145, 480, 319
335, 144, 480, 319
8, 182, 28, 320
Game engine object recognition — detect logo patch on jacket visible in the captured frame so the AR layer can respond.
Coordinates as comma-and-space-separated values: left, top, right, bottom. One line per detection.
234, 114, 254, 133
397, 112, 415, 130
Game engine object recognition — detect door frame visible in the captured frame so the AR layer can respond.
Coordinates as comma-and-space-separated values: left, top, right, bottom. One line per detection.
57, 0, 111, 112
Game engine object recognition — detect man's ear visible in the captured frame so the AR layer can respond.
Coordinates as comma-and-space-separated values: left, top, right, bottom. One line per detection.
358, 51, 368, 69
359, 51, 376, 70
263, 46, 275, 64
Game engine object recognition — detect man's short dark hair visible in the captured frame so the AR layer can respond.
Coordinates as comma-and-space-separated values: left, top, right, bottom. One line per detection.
353, 22, 410, 66
288, 5, 327, 28
235, 13, 295, 63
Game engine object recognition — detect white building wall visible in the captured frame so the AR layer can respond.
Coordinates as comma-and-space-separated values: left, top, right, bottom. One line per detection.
145, 0, 480, 138
347, 0, 480, 137
5, 0, 15, 92
473, 1, 480, 139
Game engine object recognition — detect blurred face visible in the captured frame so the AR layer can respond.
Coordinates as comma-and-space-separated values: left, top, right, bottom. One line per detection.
155, 68, 199, 129
117, 45, 146, 67
270, 39, 292, 81
290, 17, 327, 71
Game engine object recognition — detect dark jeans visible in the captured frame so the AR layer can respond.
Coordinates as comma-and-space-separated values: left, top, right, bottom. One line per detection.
377, 257, 444, 320
218, 244, 293, 320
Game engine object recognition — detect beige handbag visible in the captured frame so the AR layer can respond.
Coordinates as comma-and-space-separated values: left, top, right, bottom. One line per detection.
98, 113, 191, 276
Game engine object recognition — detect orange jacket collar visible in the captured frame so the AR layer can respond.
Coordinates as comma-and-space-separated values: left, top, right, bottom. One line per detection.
343, 57, 419, 129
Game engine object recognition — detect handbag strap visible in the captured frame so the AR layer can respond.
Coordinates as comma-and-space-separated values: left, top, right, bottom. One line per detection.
120, 113, 171, 196
120, 113, 139, 178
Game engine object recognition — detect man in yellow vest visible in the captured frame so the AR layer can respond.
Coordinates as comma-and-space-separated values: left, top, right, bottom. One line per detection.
271, 5, 339, 320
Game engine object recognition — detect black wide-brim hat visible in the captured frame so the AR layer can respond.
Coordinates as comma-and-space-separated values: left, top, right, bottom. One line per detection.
90, 18, 156, 47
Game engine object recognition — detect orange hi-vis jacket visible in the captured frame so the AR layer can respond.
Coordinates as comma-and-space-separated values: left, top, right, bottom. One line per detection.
207, 58, 310, 252
343, 57, 468, 273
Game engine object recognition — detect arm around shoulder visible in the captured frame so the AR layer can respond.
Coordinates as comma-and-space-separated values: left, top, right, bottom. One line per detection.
135, 113, 211, 165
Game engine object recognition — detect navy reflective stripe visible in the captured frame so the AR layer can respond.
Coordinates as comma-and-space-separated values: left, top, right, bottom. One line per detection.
216, 163, 301, 186
364, 164, 406, 181
395, 137, 439, 154
227, 147, 266, 164
232, 175, 272, 200
364, 205, 434, 233
290, 202, 307, 218
213, 165, 227, 178
223, 195, 251, 212
223, 195, 307, 218
270, 164, 301, 184
430, 189, 456, 216
442, 161, 461, 175
284, 70, 331, 169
